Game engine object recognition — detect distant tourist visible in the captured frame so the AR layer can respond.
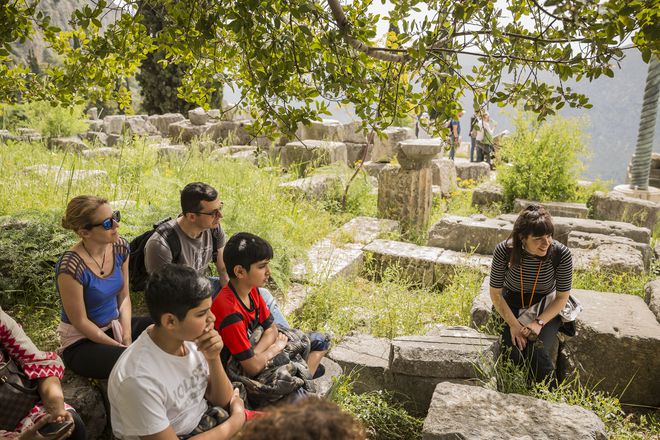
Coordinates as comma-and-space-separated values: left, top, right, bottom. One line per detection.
447, 110, 464, 161
474, 110, 496, 167
56, 195, 152, 379
488, 205, 573, 383
108, 265, 245, 439
0, 307, 86, 440
469, 113, 479, 162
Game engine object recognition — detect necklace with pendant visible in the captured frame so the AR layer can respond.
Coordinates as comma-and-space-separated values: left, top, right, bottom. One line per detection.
82, 242, 107, 275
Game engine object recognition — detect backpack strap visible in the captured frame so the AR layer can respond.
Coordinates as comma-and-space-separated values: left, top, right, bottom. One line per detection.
211, 227, 222, 262
154, 220, 182, 263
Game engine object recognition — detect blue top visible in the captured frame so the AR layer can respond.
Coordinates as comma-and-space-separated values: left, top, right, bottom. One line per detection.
450, 119, 461, 138
55, 238, 129, 327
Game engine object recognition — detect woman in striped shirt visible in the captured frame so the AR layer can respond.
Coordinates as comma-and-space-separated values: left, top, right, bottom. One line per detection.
489, 204, 573, 383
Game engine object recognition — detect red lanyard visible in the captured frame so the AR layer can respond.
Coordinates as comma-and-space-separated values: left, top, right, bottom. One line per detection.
520, 258, 544, 308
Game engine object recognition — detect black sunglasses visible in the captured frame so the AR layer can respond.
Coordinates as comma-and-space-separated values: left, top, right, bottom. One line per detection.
86, 211, 121, 230
195, 202, 224, 217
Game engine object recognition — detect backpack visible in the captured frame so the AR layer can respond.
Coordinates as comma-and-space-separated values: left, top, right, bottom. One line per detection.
129, 217, 223, 292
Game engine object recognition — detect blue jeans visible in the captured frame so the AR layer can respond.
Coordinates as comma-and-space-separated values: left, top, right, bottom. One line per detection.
208, 277, 290, 328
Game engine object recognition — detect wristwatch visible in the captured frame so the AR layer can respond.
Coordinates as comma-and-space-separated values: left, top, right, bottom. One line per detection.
535, 318, 545, 327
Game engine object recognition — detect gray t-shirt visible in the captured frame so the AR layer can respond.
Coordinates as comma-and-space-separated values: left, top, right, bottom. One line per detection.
144, 218, 226, 276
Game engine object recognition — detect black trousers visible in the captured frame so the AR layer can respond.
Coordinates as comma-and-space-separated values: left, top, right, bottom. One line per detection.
501, 309, 561, 383
69, 409, 87, 440
62, 317, 152, 379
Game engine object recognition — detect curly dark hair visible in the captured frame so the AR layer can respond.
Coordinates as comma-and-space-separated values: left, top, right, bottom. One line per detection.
237, 397, 366, 440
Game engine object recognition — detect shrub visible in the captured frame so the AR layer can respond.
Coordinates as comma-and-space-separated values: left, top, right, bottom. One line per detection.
496, 113, 589, 210
3, 101, 89, 138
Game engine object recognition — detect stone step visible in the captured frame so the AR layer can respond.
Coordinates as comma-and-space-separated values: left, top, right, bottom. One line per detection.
559, 289, 660, 407
364, 239, 492, 287
514, 198, 589, 219
423, 382, 606, 439
327, 333, 390, 394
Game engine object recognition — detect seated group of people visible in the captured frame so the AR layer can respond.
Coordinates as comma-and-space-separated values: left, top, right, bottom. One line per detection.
2, 182, 346, 440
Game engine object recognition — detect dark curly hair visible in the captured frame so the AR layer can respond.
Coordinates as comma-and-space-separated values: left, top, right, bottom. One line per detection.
236, 397, 366, 440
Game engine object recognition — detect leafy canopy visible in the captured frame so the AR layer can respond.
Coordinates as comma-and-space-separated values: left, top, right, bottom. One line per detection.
1, 0, 658, 135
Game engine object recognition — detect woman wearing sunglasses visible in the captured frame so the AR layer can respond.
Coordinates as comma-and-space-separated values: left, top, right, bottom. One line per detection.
55, 196, 152, 379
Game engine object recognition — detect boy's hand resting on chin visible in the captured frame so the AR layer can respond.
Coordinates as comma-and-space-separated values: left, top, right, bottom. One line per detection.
195, 325, 224, 360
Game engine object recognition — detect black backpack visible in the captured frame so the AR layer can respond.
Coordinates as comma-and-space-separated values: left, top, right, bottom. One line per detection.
128, 217, 223, 292
129, 218, 180, 292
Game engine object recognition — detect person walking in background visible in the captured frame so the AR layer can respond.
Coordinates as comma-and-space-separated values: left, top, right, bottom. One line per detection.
475, 110, 496, 168
447, 110, 464, 161
469, 113, 479, 162
56, 195, 152, 379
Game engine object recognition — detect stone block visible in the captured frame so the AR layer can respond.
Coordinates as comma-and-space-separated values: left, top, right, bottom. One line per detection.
568, 231, 652, 270
431, 159, 457, 197
188, 107, 209, 125
422, 382, 606, 439
377, 165, 433, 233
389, 327, 498, 414
82, 147, 120, 159
471, 277, 495, 330
86, 107, 98, 120
361, 161, 389, 177
62, 371, 107, 439
16, 128, 42, 142
280, 140, 347, 173
589, 190, 660, 231
81, 131, 108, 146
345, 142, 370, 165
103, 115, 126, 134
157, 144, 188, 159
298, 118, 344, 141
279, 174, 342, 199
472, 182, 503, 208
558, 289, 660, 407
48, 136, 86, 153
312, 357, 343, 398
168, 120, 213, 143
328, 216, 399, 245
124, 116, 158, 136
433, 249, 492, 283
365, 239, 444, 287
147, 113, 185, 136
514, 199, 589, 219
328, 334, 390, 394
572, 244, 646, 273
0, 129, 17, 142
229, 150, 258, 165
645, 279, 660, 323
342, 121, 368, 144
498, 214, 651, 245
280, 283, 312, 316
86, 119, 104, 132
106, 133, 122, 147
428, 215, 513, 254
454, 161, 490, 182
291, 240, 363, 283
371, 126, 414, 163
396, 138, 443, 170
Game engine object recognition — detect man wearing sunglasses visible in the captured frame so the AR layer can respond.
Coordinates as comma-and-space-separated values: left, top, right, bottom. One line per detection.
143, 182, 288, 327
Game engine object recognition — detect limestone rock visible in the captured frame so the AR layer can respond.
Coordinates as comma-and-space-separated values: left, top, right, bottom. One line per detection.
229, 149, 258, 165
48, 136, 86, 153
571, 244, 645, 274
471, 182, 503, 208
422, 382, 606, 440
471, 277, 495, 330
377, 164, 433, 233
559, 289, 660, 407
61, 371, 107, 439
454, 161, 490, 182
361, 161, 389, 177
124, 116, 158, 136
396, 138, 443, 170
589, 190, 660, 231
342, 121, 368, 144
371, 126, 414, 163
328, 333, 390, 394
82, 147, 120, 159
645, 279, 660, 323
81, 131, 108, 146
298, 119, 344, 141
280, 283, 312, 316
16, 128, 42, 142
188, 107, 209, 125
168, 120, 213, 143
0, 129, 17, 142
103, 115, 126, 134
428, 215, 513, 254
515, 199, 589, 219
147, 113, 186, 136
328, 216, 399, 245
106, 133, 122, 148
280, 140, 347, 173
157, 144, 188, 159
86, 107, 98, 120
498, 214, 651, 245
431, 159, 457, 197
279, 174, 342, 199
291, 239, 363, 283
345, 142, 370, 165
86, 119, 104, 132
568, 231, 652, 270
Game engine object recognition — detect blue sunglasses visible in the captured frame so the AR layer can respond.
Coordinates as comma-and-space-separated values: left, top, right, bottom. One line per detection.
85, 210, 121, 230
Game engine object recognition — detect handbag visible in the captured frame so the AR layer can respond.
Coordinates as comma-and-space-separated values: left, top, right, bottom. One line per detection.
557, 295, 582, 337
0, 350, 41, 431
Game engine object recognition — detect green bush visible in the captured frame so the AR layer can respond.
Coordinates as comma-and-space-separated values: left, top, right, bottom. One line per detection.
496, 113, 589, 210
2, 101, 89, 138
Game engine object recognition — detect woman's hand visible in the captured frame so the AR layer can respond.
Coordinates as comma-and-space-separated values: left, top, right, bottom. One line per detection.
15, 415, 74, 440
525, 321, 543, 340
510, 322, 528, 350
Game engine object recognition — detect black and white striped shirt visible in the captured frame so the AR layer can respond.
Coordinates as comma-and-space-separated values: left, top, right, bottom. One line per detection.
489, 240, 573, 308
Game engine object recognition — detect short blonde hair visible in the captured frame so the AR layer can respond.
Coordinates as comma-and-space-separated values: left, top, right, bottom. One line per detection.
61, 195, 108, 232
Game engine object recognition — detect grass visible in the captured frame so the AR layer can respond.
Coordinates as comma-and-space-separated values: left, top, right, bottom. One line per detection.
573, 266, 656, 299
291, 263, 484, 340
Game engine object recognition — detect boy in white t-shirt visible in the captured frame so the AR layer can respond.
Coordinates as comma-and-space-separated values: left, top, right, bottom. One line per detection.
108, 264, 245, 440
